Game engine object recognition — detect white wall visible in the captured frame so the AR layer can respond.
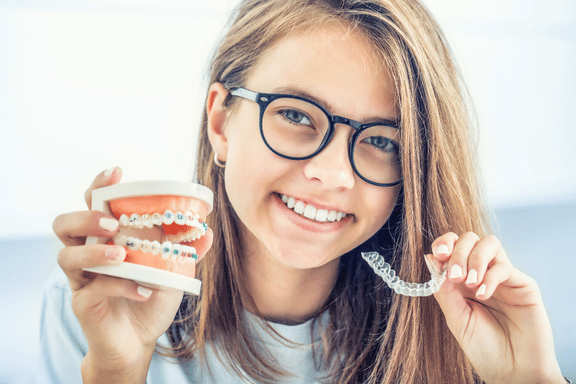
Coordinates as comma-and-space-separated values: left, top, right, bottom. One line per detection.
1, 0, 575, 239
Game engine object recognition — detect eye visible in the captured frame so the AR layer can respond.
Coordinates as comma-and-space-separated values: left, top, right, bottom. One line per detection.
281, 109, 312, 126
362, 136, 398, 154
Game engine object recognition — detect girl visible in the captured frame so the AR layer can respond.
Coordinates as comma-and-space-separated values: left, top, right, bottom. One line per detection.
43, 0, 567, 383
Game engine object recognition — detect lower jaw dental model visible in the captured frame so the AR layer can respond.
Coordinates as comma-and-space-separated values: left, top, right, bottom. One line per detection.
85, 181, 213, 295
361, 251, 447, 297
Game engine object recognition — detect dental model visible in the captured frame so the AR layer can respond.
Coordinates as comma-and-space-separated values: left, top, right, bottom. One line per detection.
361, 251, 447, 297
85, 181, 213, 295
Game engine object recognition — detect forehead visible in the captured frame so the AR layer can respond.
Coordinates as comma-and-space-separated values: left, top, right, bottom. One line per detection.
245, 23, 398, 120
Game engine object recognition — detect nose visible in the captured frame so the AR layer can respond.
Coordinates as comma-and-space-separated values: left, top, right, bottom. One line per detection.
302, 124, 355, 189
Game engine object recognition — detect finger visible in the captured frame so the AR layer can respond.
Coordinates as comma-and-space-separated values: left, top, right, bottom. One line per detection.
58, 244, 126, 291
475, 257, 513, 300
465, 235, 504, 289
446, 232, 480, 284
84, 167, 122, 209
53, 210, 120, 246
431, 232, 459, 262
72, 275, 153, 321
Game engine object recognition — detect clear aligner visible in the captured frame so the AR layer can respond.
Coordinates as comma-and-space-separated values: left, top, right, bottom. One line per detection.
361, 252, 447, 297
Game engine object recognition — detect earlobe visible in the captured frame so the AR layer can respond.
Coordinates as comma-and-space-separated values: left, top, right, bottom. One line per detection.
206, 82, 230, 161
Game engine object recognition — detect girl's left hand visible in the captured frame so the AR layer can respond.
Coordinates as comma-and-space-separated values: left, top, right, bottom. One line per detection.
429, 232, 565, 384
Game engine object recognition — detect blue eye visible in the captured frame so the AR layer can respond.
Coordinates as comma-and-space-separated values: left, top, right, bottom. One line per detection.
281, 109, 312, 126
362, 136, 398, 153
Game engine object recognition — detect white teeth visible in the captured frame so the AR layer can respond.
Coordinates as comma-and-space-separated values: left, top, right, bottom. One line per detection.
141, 240, 151, 253
117, 211, 206, 236
280, 194, 347, 223
141, 214, 153, 228
171, 244, 182, 259
175, 212, 186, 225
161, 241, 172, 260
185, 211, 194, 225
113, 208, 206, 262
163, 210, 175, 225
113, 235, 198, 262
150, 240, 161, 255
129, 214, 143, 229
151, 213, 162, 226
303, 204, 316, 220
315, 209, 328, 222
119, 214, 130, 227
294, 201, 305, 214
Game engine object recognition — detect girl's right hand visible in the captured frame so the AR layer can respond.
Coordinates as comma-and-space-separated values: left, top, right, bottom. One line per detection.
52, 168, 184, 383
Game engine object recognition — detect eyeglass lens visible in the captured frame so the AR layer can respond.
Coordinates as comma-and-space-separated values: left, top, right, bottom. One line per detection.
262, 97, 402, 185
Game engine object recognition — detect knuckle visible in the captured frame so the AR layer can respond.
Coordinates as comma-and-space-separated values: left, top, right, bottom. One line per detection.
463, 231, 480, 241
484, 234, 501, 246
57, 247, 69, 268
433, 231, 458, 245
52, 214, 65, 235
84, 188, 92, 207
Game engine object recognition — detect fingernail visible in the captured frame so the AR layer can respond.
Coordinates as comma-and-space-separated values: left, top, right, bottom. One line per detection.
99, 217, 119, 232
466, 269, 478, 285
436, 244, 449, 255
449, 264, 463, 279
105, 246, 126, 261
137, 286, 153, 298
476, 284, 487, 297
104, 167, 116, 177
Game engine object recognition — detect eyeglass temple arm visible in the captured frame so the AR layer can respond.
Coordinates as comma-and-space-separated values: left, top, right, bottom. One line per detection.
230, 87, 259, 102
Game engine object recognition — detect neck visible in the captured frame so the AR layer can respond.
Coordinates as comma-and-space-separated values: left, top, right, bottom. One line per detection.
242, 246, 340, 325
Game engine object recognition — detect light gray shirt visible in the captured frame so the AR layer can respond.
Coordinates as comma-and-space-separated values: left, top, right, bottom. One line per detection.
35, 268, 323, 384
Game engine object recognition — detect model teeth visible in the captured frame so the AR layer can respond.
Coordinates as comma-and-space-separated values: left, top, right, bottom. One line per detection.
115, 210, 206, 262
280, 194, 346, 222
114, 234, 197, 262
118, 210, 207, 236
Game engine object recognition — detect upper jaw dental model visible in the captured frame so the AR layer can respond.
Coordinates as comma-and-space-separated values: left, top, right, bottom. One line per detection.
85, 181, 213, 295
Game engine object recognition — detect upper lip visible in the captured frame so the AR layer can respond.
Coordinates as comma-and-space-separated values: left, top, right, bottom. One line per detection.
277, 192, 351, 214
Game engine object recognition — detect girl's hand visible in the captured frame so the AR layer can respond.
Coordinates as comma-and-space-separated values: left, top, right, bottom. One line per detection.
429, 232, 565, 384
52, 168, 183, 383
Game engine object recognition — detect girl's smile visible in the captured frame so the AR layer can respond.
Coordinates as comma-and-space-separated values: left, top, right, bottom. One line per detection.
273, 192, 352, 233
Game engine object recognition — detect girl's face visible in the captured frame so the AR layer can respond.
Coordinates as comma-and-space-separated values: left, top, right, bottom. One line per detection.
219, 24, 400, 270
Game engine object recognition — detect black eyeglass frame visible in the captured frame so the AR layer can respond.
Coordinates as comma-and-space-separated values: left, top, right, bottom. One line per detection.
229, 87, 402, 187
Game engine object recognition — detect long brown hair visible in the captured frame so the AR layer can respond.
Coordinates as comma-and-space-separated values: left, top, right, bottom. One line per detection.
166, 1, 488, 383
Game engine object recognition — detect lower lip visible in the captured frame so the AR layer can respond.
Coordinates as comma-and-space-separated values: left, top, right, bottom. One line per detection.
272, 193, 351, 233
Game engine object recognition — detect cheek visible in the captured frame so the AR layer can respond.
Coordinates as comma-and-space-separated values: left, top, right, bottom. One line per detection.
369, 186, 401, 227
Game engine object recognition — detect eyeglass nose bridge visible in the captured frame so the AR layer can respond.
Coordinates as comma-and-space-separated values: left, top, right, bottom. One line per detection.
317, 114, 364, 157
330, 115, 363, 131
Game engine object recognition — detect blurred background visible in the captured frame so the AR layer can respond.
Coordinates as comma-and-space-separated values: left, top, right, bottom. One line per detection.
0, 0, 574, 382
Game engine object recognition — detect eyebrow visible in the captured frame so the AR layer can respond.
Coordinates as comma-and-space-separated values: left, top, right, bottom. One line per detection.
270, 85, 399, 127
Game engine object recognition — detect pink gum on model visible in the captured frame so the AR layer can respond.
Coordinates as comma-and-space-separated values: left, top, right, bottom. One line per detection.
109, 195, 213, 278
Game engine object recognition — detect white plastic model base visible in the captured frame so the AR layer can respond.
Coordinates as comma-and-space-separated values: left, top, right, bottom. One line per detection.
84, 180, 213, 296
85, 262, 202, 295
361, 252, 447, 297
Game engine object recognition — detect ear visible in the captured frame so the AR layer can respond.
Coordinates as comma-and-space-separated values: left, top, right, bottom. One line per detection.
206, 82, 230, 163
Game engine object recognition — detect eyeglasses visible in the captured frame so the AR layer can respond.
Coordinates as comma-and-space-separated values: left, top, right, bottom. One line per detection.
229, 87, 402, 187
